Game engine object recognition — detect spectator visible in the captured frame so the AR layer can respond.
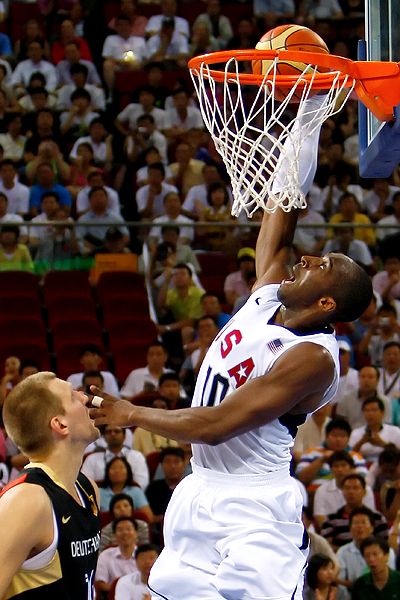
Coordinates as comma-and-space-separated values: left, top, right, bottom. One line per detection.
10, 39, 58, 95
136, 146, 173, 186
115, 86, 166, 135
378, 342, 400, 425
335, 366, 391, 428
0, 225, 33, 272
169, 142, 205, 197
304, 553, 346, 600
192, 0, 233, 50
298, 0, 343, 22
146, 230, 201, 285
29, 191, 62, 249
121, 341, 171, 398
66, 343, 120, 396
14, 20, 49, 62
26, 140, 70, 186
56, 40, 101, 87
17, 85, 57, 115
59, 88, 99, 144
124, 114, 168, 166
302, 507, 338, 565
337, 508, 397, 597
82, 425, 149, 489
133, 396, 180, 455
136, 162, 178, 219
182, 163, 225, 220
367, 445, 400, 496
76, 171, 120, 216
189, 21, 219, 57
253, 0, 295, 24
70, 118, 112, 169
50, 17, 92, 64
145, 447, 186, 538
372, 256, 400, 304
164, 88, 204, 144
158, 371, 190, 409
0, 114, 26, 163
352, 536, 400, 600
23, 109, 61, 163
102, 14, 148, 92
99, 456, 153, 520
313, 451, 376, 529
93, 226, 133, 256
293, 205, 326, 257
108, 0, 148, 37
200, 292, 231, 329
145, 0, 189, 40
321, 474, 388, 549
0, 356, 21, 407
95, 516, 139, 597
359, 303, 400, 367
180, 316, 218, 394
322, 225, 373, 270
0, 193, 28, 243
100, 493, 150, 552
349, 397, 400, 464
363, 178, 400, 223
0, 159, 29, 216
115, 543, 160, 600
377, 191, 400, 241
68, 142, 99, 197
293, 404, 332, 462
149, 192, 194, 248
57, 63, 106, 112
76, 186, 129, 255
29, 162, 72, 217
296, 418, 367, 490
334, 340, 359, 406
328, 193, 376, 249
224, 247, 256, 308
146, 17, 189, 67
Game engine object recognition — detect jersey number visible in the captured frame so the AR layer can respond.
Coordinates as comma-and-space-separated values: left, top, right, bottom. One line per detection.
200, 367, 229, 407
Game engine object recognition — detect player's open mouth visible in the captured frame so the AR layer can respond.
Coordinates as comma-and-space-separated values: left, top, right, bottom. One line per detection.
282, 272, 296, 284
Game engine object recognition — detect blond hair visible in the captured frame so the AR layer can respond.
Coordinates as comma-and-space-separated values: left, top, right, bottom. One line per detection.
3, 372, 65, 456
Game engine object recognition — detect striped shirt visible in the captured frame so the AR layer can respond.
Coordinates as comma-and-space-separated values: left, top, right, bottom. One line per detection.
321, 506, 388, 548
295, 445, 367, 487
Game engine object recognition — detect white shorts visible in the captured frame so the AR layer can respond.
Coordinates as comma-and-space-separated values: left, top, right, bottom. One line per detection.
149, 463, 308, 600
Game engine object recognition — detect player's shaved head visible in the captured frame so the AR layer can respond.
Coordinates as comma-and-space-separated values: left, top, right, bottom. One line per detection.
329, 254, 373, 322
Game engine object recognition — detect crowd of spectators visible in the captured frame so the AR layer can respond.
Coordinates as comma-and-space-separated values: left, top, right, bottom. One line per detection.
0, 0, 399, 598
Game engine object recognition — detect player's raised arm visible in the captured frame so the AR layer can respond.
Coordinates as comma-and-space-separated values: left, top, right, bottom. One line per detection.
254, 94, 328, 288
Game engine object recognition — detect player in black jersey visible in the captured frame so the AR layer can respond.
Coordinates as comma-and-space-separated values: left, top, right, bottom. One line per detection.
0, 371, 101, 599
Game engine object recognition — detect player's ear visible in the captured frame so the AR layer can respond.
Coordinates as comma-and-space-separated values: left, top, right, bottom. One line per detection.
319, 296, 336, 313
50, 415, 68, 436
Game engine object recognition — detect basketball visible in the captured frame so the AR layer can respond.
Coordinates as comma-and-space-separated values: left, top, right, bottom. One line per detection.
252, 24, 330, 101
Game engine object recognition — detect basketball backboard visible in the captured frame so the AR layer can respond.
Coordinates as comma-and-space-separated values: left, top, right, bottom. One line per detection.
359, 0, 400, 177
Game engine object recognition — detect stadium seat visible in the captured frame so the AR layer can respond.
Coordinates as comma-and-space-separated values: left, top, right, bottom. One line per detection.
0, 342, 50, 370
146, 451, 161, 480
0, 296, 42, 320
46, 296, 98, 327
42, 270, 93, 304
0, 271, 39, 298
51, 319, 103, 351
196, 252, 236, 277
106, 317, 157, 342
0, 317, 47, 345
198, 274, 226, 300
96, 271, 146, 301
112, 342, 149, 384
101, 295, 150, 321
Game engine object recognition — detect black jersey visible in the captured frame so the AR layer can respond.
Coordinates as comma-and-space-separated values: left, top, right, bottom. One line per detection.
1, 466, 100, 600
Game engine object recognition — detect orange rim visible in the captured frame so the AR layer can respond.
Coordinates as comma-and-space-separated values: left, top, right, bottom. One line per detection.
188, 49, 400, 122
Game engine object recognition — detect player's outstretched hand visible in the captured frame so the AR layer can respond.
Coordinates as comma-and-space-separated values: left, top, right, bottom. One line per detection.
88, 386, 135, 428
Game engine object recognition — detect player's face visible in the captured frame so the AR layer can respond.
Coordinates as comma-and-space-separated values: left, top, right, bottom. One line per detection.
278, 253, 350, 311
49, 378, 99, 444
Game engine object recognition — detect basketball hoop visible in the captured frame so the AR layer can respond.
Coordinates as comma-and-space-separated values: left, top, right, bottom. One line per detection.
189, 49, 400, 215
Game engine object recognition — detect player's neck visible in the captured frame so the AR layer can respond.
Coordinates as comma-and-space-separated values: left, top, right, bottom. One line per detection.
30, 446, 86, 495
276, 305, 326, 333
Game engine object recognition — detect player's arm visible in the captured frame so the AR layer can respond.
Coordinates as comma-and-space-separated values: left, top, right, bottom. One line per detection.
90, 342, 335, 445
254, 94, 327, 288
0, 484, 54, 595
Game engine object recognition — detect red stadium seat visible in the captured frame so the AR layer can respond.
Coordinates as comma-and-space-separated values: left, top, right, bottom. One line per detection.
55, 342, 107, 379
101, 295, 150, 321
51, 319, 103, 351
43, 270, 92, 304
0, 317, 47, 345
106, 318, 157, 348
0, 271, 39, 298
146, 451, 161, 480
0, 296, 42, 320
46, 296, 98, 327
0, 342, 50, 370
196, 252, 236, 277
112, 342, 149, 383
96, 271, 146, 301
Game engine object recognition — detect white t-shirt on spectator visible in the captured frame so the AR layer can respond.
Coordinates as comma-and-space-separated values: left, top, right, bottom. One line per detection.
76, 185, 121, 215
121, 366, 172, 398
70, 136, 108, 164
81, 447, 149, 489
0, 180, 29, 214
67, 371, 120, 397
11, 59, 58, 91
102, 34, 148, 62
145, 14, 190, 38
313, 478, 376, 519
349, 423, 400, 462
117, 104, 166, 131
136, 164, 173, 185
363, 185, 400, 216
149, 214, 195, 243
136, 182, 178, 217
57, 83, 105, 112
164, 106, 204, 131
146, 30, 189, 60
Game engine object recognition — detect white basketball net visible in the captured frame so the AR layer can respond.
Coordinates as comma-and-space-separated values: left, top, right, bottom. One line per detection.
190, 57, 355, 216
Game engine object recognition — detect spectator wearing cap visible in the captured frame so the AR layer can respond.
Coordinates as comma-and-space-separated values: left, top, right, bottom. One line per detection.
76, 186, 129, 255
224, 247, 256, 308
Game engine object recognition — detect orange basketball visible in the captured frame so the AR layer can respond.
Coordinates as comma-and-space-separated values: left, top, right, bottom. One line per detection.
252, 24, 330, 102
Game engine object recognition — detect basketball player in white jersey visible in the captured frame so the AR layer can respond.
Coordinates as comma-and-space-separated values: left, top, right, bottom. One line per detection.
90, 94, 373, 600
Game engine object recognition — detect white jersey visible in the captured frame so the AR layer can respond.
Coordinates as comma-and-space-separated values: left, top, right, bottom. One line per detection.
192, 283, 340, 475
